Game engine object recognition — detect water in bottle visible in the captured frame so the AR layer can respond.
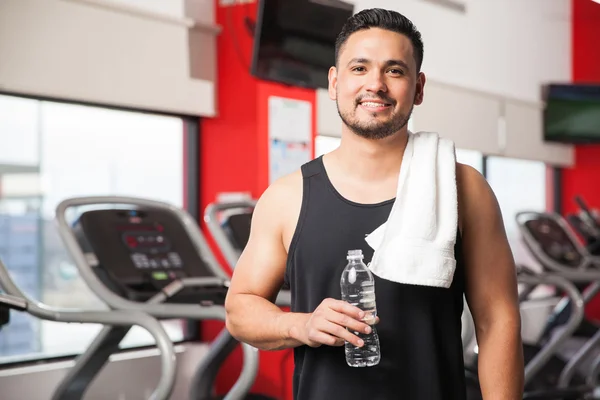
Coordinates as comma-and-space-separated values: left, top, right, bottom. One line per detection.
340, 249, 380, 367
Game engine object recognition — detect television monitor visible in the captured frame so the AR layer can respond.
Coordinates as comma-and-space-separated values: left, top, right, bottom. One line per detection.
250, 0, 354, 90
543, 83, 600, 144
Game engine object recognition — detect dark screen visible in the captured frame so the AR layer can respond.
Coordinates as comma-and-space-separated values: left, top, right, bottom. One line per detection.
524, 218, 582, 268
544, 84, 600, 144
226, 213, 253, 250
251, 0, 354, 89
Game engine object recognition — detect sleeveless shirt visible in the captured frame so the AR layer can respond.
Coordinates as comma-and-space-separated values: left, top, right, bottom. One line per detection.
283, 156, 467, 400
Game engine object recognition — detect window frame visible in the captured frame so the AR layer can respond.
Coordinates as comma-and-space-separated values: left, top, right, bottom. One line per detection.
0, 91, 202, 367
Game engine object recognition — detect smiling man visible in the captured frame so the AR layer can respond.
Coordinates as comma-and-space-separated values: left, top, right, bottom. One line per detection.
224, 8, 523, 400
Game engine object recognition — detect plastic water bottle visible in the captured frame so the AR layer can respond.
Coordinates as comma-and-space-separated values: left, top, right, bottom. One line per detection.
340, 249, 380, 367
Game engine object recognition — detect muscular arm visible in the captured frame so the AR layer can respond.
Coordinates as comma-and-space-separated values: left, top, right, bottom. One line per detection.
458, 164, 524, 399
224, 175, 306, 351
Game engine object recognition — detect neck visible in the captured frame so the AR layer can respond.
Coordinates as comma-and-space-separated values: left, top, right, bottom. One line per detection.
329, 126, 409, 182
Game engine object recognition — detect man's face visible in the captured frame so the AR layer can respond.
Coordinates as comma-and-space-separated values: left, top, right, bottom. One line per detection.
328, 28, 426, 140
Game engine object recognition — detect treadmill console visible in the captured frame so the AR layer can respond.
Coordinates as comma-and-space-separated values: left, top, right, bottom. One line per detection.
72, 208, 227, 303
524, 217, 582, 268
223, 212, 252, 251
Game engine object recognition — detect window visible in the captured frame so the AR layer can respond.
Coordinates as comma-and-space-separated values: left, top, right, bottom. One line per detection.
0, 94, 194, 364
486, 156, 548, 270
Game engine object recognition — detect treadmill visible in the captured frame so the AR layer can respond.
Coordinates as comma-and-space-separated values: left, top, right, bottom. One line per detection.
52, 196, 271, 400
0, 258, 177, 400
515, 211, 600, 398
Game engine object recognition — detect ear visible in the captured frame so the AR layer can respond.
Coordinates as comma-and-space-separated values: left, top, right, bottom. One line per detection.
414, 72, 426, 105
328, 66, 338, 101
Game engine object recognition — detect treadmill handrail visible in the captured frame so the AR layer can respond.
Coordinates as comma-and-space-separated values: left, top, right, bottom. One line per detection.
204, 200, 256, 271
0, 259, 176, 400
0, 293, 27, 311
517, 273, 585, 385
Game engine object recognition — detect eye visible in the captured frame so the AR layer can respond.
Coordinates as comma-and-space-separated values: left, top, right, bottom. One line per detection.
351, 66, 366, 73
388, 69, 405, 76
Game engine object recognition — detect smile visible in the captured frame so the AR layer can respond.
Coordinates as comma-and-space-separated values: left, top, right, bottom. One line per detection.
359, 101, 392, 111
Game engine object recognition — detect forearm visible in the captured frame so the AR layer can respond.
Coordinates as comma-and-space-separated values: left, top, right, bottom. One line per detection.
225, 293, 308, 351
477, 319, 524, 400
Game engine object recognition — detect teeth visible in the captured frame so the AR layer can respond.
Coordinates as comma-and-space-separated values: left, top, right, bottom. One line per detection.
362, 102, 387, 108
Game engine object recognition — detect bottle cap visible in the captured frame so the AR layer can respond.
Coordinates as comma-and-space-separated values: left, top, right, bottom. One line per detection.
347, 249, 363, 260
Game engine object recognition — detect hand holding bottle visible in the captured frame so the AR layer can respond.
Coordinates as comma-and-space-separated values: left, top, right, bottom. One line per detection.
298, 298, 373, 348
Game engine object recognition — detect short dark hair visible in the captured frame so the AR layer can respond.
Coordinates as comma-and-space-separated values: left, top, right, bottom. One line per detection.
335, 8, 424, 72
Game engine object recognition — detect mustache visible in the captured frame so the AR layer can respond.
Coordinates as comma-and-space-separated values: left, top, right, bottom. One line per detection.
355, 94, 395, 105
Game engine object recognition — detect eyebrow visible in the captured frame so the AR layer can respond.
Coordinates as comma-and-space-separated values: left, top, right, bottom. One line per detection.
347, 58, 410, 71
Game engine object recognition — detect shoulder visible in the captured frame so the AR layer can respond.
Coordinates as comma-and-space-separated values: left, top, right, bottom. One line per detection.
455, 162, 503, 234
456, 162, 487, 195
256, 169, 303, 211
252, 168, 304, 233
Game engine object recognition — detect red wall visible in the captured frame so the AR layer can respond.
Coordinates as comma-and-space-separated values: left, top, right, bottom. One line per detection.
560, 0, 600, 322
199, 2, 316, 399
562, 0, 600, 214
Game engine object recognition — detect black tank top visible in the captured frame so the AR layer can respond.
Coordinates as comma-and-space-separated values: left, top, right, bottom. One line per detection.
284, 157, 467, 400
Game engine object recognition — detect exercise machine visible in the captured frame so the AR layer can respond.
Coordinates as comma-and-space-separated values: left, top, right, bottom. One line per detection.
0, 257, 177, 400
53, 196, 275, 400
516, 211, 600, 398
568, 196, 600, 256
466, 210, 600, 399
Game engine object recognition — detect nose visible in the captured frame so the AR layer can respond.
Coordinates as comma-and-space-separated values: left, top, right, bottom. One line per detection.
365, 71, 388, 93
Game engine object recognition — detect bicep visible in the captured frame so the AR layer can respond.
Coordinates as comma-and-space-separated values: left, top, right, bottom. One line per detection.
459, 165, 520, 328
227, 190, 289, 304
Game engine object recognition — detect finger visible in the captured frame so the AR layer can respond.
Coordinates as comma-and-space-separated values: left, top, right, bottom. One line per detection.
318, 319, 364, 347
306, 329, 342, 348
326, 299, 365, 320
325, 308, 371, 334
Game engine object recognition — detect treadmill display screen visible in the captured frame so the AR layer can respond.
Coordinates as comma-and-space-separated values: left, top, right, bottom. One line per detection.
118, 223, 183, 269
75, 208, 215, 285
73, 207, 225, 303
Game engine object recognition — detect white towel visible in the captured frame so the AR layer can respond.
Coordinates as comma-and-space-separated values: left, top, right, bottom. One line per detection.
365, 131, 458, 288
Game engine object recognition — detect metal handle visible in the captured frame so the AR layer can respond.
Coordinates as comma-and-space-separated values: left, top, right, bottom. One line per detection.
204, 200, 256, 271
574, 195, 600, 234
0, 293, 27, 311
558, 329, 600, 388
517, 273, 585, 385
0, 259, 177, 400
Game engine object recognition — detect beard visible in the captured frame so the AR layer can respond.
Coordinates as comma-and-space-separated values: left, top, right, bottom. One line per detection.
336, 96, 413, 140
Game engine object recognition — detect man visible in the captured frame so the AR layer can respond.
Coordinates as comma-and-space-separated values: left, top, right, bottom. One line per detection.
224, 8, 524, 400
